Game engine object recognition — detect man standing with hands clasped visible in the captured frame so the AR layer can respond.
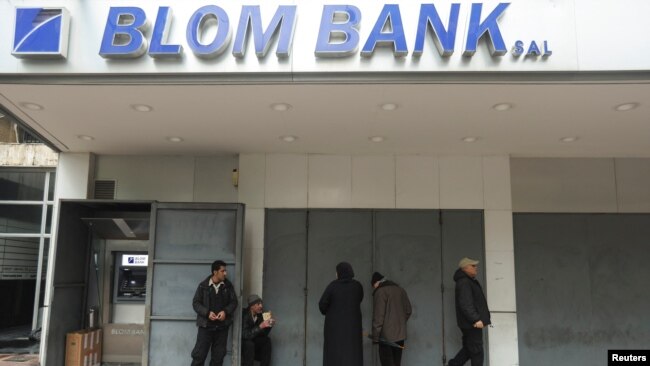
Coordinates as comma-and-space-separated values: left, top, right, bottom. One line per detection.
447, 257, 491, 366
191, 260, 238, 366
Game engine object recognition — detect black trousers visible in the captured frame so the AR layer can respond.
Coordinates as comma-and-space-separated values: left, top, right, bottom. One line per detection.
378, 340, 404, 366
448, 328, 484, 366
241, 336, 272, 366
191, 326, 229, 366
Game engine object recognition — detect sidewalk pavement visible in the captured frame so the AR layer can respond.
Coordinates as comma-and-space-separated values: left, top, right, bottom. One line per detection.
0, 354, 39, 366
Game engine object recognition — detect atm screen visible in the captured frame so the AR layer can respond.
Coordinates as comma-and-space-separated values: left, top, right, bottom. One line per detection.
118, 268, 147, 298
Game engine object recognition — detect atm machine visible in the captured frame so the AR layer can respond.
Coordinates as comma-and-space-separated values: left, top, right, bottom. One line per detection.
77, 204, 152, 364
114, 252, 148, 302
102, 249, 149, 363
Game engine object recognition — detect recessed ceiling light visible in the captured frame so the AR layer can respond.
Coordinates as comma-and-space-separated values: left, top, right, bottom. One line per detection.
280, 135, 297, 142
614, 102, 639, 111
369, 136, 385, 143
77, 135, 94, 141
166, 136, 183, 142
462, 136, 479, 143
271, 103, 292, 112
380, 103, 398, 111
20, 102, 44, 111
492, 103, 513, 111
560, 136, 579, 143
131, 104, 153, 112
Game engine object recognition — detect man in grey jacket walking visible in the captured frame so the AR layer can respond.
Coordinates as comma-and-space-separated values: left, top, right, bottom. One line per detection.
371, 272, 412, 366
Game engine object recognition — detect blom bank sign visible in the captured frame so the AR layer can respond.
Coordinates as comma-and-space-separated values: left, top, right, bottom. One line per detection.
0, 0, 573, 74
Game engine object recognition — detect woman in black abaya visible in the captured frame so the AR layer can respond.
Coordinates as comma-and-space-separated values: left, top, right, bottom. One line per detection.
319, 261, 364, 366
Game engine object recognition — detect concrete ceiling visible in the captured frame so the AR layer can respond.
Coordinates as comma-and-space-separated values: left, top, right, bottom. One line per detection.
1, 82, 649, 157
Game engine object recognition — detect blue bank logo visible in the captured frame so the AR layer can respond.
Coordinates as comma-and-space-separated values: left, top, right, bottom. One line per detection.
128, 257, 135, 264
13, 8, 70, 59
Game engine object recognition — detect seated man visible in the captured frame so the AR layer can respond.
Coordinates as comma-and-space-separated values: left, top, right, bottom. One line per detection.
242, 294, 274, 366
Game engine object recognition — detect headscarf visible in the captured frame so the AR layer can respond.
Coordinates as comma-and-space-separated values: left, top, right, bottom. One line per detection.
336, 262, 355, 280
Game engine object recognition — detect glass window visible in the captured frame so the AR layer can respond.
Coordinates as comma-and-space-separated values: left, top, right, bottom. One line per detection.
39, 279, 46, 307
0, 168, 55, 330
40, 238, 50, 280
48, 172, 56, 201
0, 205, 44, 233
46, 205, 53, 234
38, 238, 50, 307
0, 171, 46, 201
0, 237, 40, 280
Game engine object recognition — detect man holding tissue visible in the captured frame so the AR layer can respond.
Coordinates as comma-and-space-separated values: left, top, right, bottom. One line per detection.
242, 294, 274, 366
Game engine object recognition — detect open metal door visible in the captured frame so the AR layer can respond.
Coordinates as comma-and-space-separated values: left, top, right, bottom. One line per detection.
145, 203, 244, 366
44, 201, 93, 366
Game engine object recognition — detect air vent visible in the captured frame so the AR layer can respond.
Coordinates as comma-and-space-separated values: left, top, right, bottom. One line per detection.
94, 180, 116, 199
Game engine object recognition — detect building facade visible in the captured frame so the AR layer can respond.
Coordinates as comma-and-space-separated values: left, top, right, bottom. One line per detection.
1, 0, 649, 365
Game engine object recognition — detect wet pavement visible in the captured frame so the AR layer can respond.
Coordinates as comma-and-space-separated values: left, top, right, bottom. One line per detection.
0, 326, 39, 355
0, 325, 39, 366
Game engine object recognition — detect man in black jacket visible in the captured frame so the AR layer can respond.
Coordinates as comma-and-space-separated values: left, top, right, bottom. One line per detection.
448, 257, 491, 366
241, 294, 274, 366
191, 260, 238, 366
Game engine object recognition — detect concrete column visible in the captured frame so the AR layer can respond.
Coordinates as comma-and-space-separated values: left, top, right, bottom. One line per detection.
53, 152, 95, 200
482, 156, 519, 366
238, 154, 266, 298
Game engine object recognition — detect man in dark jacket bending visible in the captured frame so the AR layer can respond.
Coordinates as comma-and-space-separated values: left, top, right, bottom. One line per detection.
241, 294, 274, 366
371, 272, 412, 366
191, 260, 238, 366
448, 257, 491, 366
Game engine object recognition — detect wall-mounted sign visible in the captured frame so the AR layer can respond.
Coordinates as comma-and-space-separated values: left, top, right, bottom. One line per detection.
11, 3, 551, 61
12, 8, 70, 59
122, 254, 148, 267
99, 3, 551, 59
0, 0, 580, 74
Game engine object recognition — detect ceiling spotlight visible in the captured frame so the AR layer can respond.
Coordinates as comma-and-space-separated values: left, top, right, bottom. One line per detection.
166, 136, 183, 142
131, 104, 153, 112
614, 102, 639, 111
20, 102, 44, 111
271, 103, 292, 112
280, 135, 297, 142
492, 103, 513, 111
462, 136, 479, 143
380, 103, 398, 111
560, 136, 579, 143
77, 135, 95, 141
369, 136, 385, 143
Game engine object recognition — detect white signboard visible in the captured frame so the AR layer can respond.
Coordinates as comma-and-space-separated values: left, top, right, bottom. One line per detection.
122, 254, 148, 267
